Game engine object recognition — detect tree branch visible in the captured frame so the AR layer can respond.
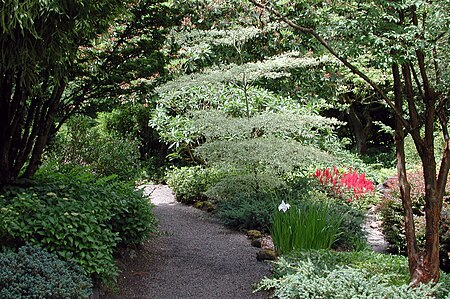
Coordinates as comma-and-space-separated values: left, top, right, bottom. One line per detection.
249, 0, 412, 132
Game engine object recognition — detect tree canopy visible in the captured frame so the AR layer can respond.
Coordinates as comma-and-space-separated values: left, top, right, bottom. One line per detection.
250, 0, 450, 284
0, 0, 170, 185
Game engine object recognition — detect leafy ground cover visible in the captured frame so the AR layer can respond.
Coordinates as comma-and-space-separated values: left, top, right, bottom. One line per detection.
0, 164, 157, 286
256, 250, 450, 299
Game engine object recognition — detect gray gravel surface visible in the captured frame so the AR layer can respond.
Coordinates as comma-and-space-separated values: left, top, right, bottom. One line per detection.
103, 185, 271, 299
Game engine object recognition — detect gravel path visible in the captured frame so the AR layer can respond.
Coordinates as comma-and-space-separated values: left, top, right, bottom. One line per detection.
102, 185, 271, 299
363, 206, 389, 253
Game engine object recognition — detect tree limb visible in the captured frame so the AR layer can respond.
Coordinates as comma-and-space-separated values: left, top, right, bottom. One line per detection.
249, 0, 412, 132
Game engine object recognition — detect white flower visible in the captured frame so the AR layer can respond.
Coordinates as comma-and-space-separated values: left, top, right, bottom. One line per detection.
278, 200, 290, 213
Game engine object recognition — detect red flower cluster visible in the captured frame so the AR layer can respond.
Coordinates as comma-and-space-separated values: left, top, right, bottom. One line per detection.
313, 166, 375, 202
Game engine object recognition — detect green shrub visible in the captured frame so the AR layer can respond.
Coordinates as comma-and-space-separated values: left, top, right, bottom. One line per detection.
378, 171, 450, 260
204, 172, 287, 201
378, 198, 409, 253
48, 115, 141, 181
330, 201, 367, 251
166, 166, 226, 203
215, 193, 276, 232
271, 199, 343, 254
256, 251, 450, 298
0, 164, 157, 284
0, 245, 92, 299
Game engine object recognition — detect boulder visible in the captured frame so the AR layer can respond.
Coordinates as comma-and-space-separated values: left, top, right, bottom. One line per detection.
256, 249, 277, 261
251, 238, 262, 248
247, 230, 262, 240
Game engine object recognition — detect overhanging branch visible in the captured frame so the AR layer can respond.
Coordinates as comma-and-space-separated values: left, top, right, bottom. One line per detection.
249, 0, 412, 132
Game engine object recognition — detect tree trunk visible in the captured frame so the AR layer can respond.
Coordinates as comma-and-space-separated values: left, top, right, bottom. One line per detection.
392, 63, 421, 279
347, 103, 371, 155
0, 69, 65, 186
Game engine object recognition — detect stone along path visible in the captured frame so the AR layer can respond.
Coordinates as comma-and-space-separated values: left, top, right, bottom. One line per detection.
103, 185, 271, 299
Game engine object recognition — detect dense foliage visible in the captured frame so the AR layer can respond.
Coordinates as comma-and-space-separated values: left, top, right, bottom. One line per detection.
0, 165, 157, 283
48, 115, 141, 181
256, 250, 450, 298
0, 245, 93, 299
166, 166, 228, 203
0, 0, 126, 184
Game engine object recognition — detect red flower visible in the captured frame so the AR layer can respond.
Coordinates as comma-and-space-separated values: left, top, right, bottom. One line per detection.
313, 166, 375, 203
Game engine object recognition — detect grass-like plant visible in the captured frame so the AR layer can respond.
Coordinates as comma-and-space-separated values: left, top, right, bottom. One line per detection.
271, 199, 343, 254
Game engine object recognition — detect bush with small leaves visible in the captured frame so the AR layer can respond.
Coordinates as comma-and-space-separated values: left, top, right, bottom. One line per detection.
0, 245, 92, 299
166, 166, 227, 203
48, 115, 141, 181
256, 251, 450, 299
215, 192, 276, 232
204, 172, 287, 201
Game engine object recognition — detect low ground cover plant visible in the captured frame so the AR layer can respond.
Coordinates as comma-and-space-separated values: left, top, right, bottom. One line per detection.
0, 245, 93, 299
0, 164, 157, 285
256, 250, 450, 298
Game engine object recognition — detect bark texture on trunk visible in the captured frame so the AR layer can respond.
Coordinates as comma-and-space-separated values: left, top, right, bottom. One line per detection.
392, 63, 420, 278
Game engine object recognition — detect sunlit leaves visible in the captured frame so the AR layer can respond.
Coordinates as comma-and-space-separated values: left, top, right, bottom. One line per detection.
0, 0, 126, 85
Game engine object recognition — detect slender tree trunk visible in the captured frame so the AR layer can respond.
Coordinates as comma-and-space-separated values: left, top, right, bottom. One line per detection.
392, 63, 420, 278
23, 83, 65, 178
408, 43, 444, 284
0, 70, 65, 186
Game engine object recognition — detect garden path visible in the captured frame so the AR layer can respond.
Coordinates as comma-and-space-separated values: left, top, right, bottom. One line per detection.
101, 184, 271, 299
363, 206, 389, 253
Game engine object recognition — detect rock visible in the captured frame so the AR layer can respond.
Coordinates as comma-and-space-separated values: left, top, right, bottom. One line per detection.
251, 238, 262, 248
202, 201, 216, 212
193, 201, 205, 209
193, 201, 216, 212
261, 236, 275, 250
256, 249, 277, 261
247, 230, 262, 240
